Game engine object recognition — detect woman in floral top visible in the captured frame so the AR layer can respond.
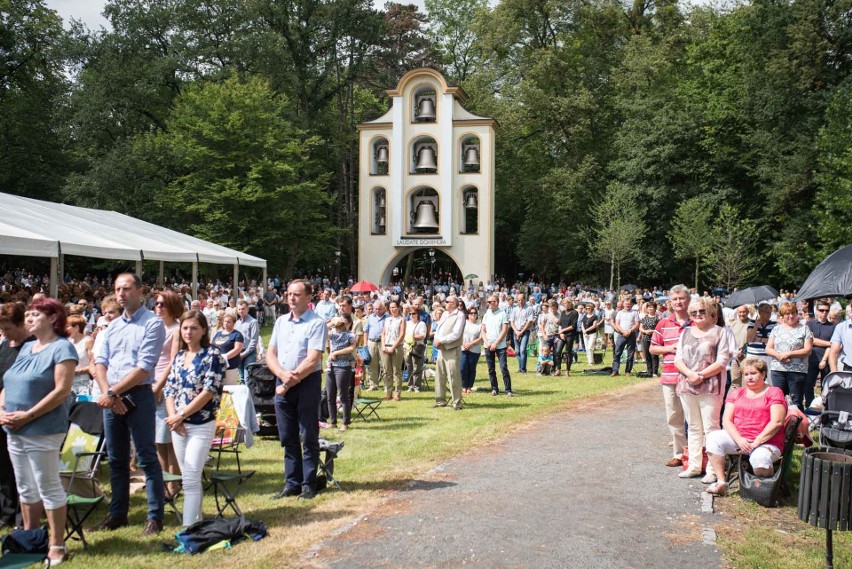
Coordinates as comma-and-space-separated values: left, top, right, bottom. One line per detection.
765, 302, 813, 411
164, 310, 226, 526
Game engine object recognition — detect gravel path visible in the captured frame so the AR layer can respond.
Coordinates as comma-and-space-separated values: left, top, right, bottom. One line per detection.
307, 381, 721, 569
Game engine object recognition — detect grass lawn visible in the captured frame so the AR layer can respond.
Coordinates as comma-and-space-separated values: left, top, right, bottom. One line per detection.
57, 332, 644, 567
714, 447, 852, 569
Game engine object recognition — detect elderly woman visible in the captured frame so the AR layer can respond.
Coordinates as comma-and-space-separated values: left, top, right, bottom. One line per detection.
0, 298, 77, 565
212, 313, 244, 385
674, 298, 730, 479
66, 314, 93, 398
765, 302, 813, 411
703, 358, 787, 496
164, 311, 225, 526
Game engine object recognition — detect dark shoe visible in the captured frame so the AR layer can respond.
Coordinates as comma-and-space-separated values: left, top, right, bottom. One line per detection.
665, 457, 684, 468
273, 486, 301, 499
95, 515, 129, 531
142, 519, 163, 536
298, 487, 316, 500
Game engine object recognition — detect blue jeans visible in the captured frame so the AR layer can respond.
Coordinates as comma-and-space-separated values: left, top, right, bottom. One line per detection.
460, 351, 480, 389
516, 330, 531, 372
104, 386, 164, 521
485, 347, 512, 393
274, 371, 321, 492
238, 350, 257, 384
773, 370, 806, 410
612, 332, 637, 374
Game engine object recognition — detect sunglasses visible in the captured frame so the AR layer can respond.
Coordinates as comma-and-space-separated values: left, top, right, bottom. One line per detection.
816, 308, 829, 313
154, 301, 165, 307
689, 309, 706, 317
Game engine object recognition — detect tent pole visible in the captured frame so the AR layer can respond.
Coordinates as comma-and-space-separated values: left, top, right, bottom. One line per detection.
158, 261, 164, 286
191, 258, 199, 300
233, 263, 239, 295
136, 260, 143, 279
57, 250, 64, 295
50, 257, 58, 298
262, 267, 268, 289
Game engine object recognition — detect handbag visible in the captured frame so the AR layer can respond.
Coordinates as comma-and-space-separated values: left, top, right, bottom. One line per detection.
357, 346, 371, 365
411, 342, 427, 358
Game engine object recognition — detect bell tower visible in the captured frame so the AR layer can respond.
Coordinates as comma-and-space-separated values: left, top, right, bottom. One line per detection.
357, 68, 497, 285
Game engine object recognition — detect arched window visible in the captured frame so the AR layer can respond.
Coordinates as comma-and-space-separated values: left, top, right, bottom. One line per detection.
412, 85, 437, 123
372, 188, 386, 235
460, 187, 478, 234
410, 136, 438, 174
370, 137, 389, 176
408, 187, 440, 234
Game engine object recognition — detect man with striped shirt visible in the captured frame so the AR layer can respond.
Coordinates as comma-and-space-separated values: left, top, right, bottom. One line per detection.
650, 284, 692, 468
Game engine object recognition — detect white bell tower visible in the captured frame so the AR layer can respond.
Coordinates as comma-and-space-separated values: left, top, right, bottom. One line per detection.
357, 68, 497, 285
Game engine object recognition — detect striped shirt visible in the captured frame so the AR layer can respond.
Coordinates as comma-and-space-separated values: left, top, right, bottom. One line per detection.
746, 319, 776, 357
651, 315, 693, 385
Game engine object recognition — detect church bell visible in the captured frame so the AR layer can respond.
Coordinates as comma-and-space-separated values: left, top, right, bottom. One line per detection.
416, 96, 436, 121
463, 146, 480, 170
412, 200, 439, 231
414, 145, 437, 172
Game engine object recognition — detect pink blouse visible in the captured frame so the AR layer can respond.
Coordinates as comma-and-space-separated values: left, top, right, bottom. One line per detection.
726, 386, 787, 449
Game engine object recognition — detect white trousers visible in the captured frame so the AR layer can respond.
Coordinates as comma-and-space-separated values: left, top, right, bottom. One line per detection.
583, 333, 597, 365
661, 384, 686, 458
679, 393, 722, 472
8, 432, 67, 510
705, 429, 781, 471
171, 421, 217, 526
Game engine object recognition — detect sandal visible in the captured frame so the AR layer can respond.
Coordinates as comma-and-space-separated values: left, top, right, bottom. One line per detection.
705, 482, 728, 496
46, 545, 67, 566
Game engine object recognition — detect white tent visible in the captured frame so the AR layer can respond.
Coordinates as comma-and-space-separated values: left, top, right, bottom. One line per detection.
0, 192, 267, 297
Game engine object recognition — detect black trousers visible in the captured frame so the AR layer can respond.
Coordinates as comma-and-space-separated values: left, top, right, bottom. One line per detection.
553, 334, 576, 372
275, 371, 321, 492
0, 427, 21, 527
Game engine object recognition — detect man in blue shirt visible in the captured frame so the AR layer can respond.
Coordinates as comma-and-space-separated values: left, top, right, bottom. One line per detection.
94, 273, 166, 536
363, 301, 387, 390
267, 279, 327, 500
829, 313, 852, 372
235, 300, 259, 383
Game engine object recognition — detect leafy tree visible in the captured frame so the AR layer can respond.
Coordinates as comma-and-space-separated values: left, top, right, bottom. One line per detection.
424, 0, 486, 81
707, 203, 761, 291
151, 76, 333, 276
590, 182, 647, 290
669, 195, 715, 290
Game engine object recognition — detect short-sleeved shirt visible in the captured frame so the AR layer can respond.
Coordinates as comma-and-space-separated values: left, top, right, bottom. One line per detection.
95, 305, 166, 387
364, 313, 387, 342
806, 319, 837, 363
746, 319, 777, 357
830, 320, 852, 368
768, 324, 813, 373
3, 338, 78, 436
482, 309, 510, 349
615, 309, 640, 334
462, 320, 482, 354
212, 329, 245, 369
511, 305, 535, 331
164, 347, 226, 424
726, 386, 787, 449
328, 331, 356, 368
651, 316, 693, 385
269, 309, 328, 373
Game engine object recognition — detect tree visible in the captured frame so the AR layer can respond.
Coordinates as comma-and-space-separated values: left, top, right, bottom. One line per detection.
151, 76, 333, 276
590, 182, 647, 290
424, 0, 486, 81
707, 204, 761, 290
669, 196, 716, 290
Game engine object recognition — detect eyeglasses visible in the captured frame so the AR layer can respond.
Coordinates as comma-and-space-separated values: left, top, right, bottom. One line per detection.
816, 308, 829, 313
468, 311, 477, 315
689, 309, 706, 317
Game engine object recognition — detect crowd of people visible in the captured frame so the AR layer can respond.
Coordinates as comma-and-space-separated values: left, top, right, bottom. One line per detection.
1, 266, 851, 563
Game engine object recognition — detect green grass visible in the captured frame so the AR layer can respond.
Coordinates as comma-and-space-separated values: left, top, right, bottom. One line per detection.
714, 447, 852, 569
56, 332, 644, 567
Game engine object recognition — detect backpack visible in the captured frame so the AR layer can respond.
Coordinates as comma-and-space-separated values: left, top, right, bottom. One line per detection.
1, 526, 49, 555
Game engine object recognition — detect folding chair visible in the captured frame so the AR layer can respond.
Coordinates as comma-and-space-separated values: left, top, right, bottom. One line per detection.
318, 439, 345, 490
162, 472, 184, 524
59, 403, 106, 550
353, 398, 382, 422
207, 392, 255, 516
0, 553, 47, 569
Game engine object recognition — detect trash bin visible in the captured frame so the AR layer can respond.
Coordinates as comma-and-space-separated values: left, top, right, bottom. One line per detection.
797, 447, 852, 569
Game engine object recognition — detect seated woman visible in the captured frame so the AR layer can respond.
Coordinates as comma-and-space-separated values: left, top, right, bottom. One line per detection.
704, 357, 787, 496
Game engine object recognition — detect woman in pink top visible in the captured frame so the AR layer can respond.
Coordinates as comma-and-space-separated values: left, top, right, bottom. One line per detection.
703, 357, 787, 496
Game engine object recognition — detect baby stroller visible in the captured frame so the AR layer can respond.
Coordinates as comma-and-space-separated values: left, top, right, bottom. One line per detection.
245, 362, 278, 436
818, 371, 852, 450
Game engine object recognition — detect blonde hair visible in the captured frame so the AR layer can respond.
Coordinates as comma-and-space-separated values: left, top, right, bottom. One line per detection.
740, 357, 767, 376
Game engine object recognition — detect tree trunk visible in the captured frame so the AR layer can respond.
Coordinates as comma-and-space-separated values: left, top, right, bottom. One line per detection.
403, 253, 414, 286
609, 252, 615, 291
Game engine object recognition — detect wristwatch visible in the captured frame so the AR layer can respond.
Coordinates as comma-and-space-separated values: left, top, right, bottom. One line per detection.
107, 389, 116, 399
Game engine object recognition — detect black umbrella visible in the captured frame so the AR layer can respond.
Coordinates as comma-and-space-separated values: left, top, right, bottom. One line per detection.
726, 285, 779, 308
796, 243, 852, 301
619, 284, 637, 292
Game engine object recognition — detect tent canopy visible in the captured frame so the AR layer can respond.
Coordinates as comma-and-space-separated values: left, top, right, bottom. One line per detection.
0, 192, 266, 268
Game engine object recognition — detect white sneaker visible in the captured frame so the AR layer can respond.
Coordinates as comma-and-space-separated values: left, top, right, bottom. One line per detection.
678, 469, 702, 479
702, 471, 717, 484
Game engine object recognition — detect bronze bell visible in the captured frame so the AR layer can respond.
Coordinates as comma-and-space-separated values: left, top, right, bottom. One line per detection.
416, 97, 436, 121
415, 146, 437, 172
375, 145, 389, 166
464, 192, 478, 209
412, 200, 439, 231
463, 146, 480, 170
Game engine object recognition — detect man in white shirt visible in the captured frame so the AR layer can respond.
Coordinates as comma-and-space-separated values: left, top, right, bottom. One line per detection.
433, 296, 466, 409
611, 297, 640, 376
481, 295, 512, 396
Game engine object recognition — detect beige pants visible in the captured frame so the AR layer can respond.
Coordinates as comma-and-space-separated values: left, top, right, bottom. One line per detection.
436, 346, 463, 408
661, 383, 686, 458
380, 346, 404, 394
730, 358, 744, 388
584, 333, 597, 365
367, 340, 384, 388
679, 392, 722, 473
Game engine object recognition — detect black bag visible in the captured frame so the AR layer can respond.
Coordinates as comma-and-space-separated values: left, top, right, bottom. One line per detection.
247, 364, 276, 399
411, 342, 426, 358
1, 526, 49, 554
175, 517, 267, 554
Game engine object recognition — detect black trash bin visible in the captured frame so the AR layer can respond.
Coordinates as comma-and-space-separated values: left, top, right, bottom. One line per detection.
798, 447, 852, 569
